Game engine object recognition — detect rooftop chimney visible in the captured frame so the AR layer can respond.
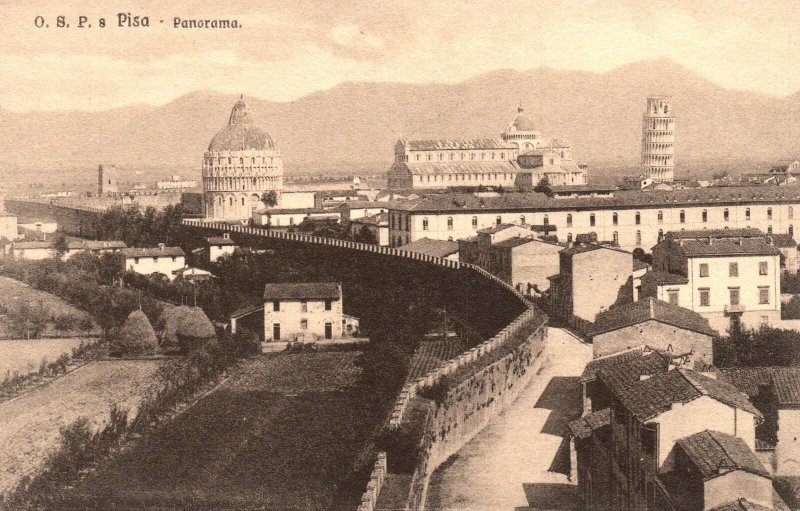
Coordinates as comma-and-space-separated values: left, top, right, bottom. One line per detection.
158, 243, 166, 251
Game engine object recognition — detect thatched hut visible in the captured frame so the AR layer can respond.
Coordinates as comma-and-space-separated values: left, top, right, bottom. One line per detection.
113, 310, 158, 356
177, 307, 216, 353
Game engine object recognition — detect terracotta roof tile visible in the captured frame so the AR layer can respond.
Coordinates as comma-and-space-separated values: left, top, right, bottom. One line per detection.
568, 408, 611, 440
263, 282, 340, 301
402, 138, 515, 151
677, 430, 770, 480
398, 238, 459, 258
580, 348, 670, 384
592, 298, 717, 337
719, 367, 800, 407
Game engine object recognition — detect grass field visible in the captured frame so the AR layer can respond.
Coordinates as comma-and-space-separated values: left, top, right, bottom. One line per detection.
0, 338, 95, 376
0, 276, 97, 338
0, 359, 162, 495
65, 350, 383, 510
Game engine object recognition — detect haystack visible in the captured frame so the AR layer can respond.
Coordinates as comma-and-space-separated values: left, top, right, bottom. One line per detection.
177, 307, 216, 352
161, 305, 192, 347
113, 310, 158, 356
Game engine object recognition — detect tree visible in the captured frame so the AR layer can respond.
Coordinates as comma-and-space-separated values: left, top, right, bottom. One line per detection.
53, 234, 69, 260
533, 177, 552, 195
53, 314, 77, 336
354, 225, 378, 244
261, 191, 278, 209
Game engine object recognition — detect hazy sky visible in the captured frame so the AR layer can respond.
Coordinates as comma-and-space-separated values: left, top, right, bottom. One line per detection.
1, 0, 799, 112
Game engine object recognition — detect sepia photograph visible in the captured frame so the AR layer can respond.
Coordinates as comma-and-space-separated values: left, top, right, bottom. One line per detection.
1, 1, 800, 509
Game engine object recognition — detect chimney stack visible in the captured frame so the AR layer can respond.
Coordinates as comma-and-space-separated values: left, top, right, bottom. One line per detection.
159, 243, 166, 251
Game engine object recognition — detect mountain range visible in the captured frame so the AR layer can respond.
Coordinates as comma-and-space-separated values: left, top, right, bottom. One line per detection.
2, 59, 799, 181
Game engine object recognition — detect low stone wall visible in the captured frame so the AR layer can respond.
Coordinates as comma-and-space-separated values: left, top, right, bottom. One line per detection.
356, 452, 388, 511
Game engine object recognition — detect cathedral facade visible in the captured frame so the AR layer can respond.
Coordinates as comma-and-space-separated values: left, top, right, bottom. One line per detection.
202, 96, 283, 221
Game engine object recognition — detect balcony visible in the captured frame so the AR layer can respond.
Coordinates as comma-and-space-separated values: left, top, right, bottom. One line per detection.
725, 304, 746, 313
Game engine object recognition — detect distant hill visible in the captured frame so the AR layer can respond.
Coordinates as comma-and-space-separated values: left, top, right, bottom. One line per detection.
2, 59, 799, 182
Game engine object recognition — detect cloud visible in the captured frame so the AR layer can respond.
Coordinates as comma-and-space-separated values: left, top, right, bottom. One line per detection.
329, 23, 384, 52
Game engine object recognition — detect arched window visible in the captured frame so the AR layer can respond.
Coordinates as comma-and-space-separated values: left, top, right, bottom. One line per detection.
768, 225, 773, 234
566, 214, 573, 227
543, 215, 549, 226
448, 236, 453, 241
229, 197, 233, 206
657, 211, 663, 223
520, 215, 526, 225
702, 210, 708, 223
745, 208, 751, 221
422, 218, 429, 231
241, 197, 245, 206
613, 231, 619, 245
567, 233, 573, 243
496, 216, 502, 225
658, 229, 664, 242
679, 210, 685, 223
472, 216, 478, 228
635, 212, 641, 225
239, 157, 244, 165
447, 217, 453, 230
612, 212, 618, 225
768, 208, 773, 220
251, 157, 255, 164
636, 230, 642, 246
590, 214, 596, 227
724, 209, 730, 221
228, 157, 231, 164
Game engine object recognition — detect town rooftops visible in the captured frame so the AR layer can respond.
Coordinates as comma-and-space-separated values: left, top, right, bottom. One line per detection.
399, 138, 515, 151
477, 223, 519, 235
676, 238, 781, 257
567, 408, 611, 440
549, 184, 617, 193
122, 245, 185, 258
560, 243, 629, 257
592, 298, 718, 337
600, 368, 761, 422
9, 241, 54, 250
387, 185, 800, 213
771, 233, 797, 248
494, 237, 536, 249
666, 228, 765, 240
397, 237, 459, 258
351, 212, 388, 225
263, 282, 341, 301
676, 430, 770, 480
67, 240, 127, 250
580, 348, 670, 384
718, 367, 800, 407
643, 270, 689, 285
259, 207, 336, 215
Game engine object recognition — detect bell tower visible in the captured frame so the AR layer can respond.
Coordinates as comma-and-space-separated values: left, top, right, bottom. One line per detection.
641, 96, 674, 183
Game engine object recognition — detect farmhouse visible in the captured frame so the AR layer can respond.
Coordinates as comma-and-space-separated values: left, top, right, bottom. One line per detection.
122, 244, 186, 280
207, 232, 236, 262
263, 282, 358, 342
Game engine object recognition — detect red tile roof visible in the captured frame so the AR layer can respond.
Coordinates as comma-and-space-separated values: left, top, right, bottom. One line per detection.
677, 430, 770, 480
401, 138, 516, 151
567, 408, 611, 440
718, 367, 800, 407
592, 298, 717, 337
678, 238, 781, 257
263, 282, 340, 301
642, 270, 689, 285
398, 238, 459, 258
122, 246, 185, 258
580, 348, 670, 384
390, 160, 519, 176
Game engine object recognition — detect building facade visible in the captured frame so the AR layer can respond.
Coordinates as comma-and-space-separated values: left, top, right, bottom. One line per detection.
0, 213, 17, 242
642, 96, 675, 183
263, 282, 347, 342
387, 186, 800, 252
122, 244, 186, 280
644, 229, 782, 332
207, 232, 236, 262
202, 96, 283, 221
98, 164, 119, 195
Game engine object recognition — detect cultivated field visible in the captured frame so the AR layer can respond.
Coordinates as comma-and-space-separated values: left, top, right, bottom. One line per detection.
0, 276, 96, 338
0, 338, 94, 376
0, 360, 162, 495
65, 350, 381, 510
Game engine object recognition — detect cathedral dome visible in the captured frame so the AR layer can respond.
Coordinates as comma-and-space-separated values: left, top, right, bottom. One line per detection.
510, 106, 536, 132
208, 95, 275, 152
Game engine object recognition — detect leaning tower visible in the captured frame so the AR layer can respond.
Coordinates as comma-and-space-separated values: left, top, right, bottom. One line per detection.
641, 96, 674, 183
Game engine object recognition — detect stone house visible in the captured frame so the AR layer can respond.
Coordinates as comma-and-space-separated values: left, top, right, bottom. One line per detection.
207, 232, 236, 262
122, 244, 186, 280
263, 282, 358, 342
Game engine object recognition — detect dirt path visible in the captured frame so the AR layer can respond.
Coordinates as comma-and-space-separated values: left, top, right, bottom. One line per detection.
425, 327, 592, 511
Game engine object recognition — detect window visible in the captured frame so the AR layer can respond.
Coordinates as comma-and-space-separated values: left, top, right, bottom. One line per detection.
134, 257, 139, 264
729, 263, 738, 277
768, 208, 773, 220
635, 212, 641, 225
759, 287, 770, 305
422, 218, 429, 231
699, 288, 710, 307
745, 208, 751, 221
447, 217, 453, 230
761, 316, 769, 327
667, 289, 679, 305
759, 261, 768, 275
300, 319, 308, 330
325, 299, 332, 311
472, 216, 478, 228
679, 210, 685, 223
724, 209, 729, 221
790, 207, 794, 220
699, 263, 709, 277
657, 211, 663, 223
590, 214, 596, 227
301, 300, 308, 312
729, 288, 740, 306
612, 212, 618, 225
658, 229, 664, 241
702, 210, 708, 223
273, 300, 280, 312
768, 225, 773, 235
543, 215, 549, 226
566, 214, 572, 227
613, 231, 619, 245
567, 233, 573, 243
636, 230, 642, 246
496, 216, 502, 225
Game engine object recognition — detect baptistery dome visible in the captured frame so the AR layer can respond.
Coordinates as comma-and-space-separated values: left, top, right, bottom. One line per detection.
202, 95, 283, 221
208, 96, 275, 152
